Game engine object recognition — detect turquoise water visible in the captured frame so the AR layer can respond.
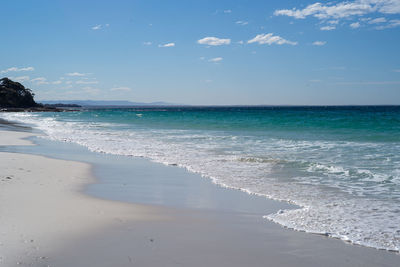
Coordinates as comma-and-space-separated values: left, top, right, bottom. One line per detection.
2, 106, 400, 251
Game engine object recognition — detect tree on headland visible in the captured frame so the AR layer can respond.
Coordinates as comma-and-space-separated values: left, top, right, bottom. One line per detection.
0, 77, 38, 108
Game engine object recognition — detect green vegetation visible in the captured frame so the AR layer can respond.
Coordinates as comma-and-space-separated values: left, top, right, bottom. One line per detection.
0, 78, 38, 108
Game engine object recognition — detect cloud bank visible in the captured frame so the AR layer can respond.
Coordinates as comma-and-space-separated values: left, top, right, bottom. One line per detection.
274, 0, 400, 30
274, 1, 400, 20
247, 33, 297, 45
313, 41, 327, 46
158, 42, 175, 47
198, 37, 231, 46
66, 72, 86, 77
1, 67, 34, 74
209, 57, 223, 62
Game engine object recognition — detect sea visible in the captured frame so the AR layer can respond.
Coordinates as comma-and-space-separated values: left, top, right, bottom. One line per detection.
2, 106, 400, 252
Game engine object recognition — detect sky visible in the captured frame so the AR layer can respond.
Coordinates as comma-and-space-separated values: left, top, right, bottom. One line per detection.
1, 0, 400, 105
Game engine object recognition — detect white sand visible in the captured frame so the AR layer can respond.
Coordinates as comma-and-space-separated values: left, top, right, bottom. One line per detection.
0, 130, 163, 266
0, 130, 35, 146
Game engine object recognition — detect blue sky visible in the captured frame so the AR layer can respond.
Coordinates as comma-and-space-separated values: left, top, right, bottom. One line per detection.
1, 0, 400, 105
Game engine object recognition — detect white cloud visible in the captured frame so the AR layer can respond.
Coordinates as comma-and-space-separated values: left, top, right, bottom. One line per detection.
52, 80, 62, 85
274, 1, 400, 20
11, 76, 30, 82
158, 42, 175, 47
1, 66, 34, 74
275, 2, 371, 19
274, 1, 400, 31
66, 72, 86, 77
236, 20, 249, 25
76, 80, 99, 84
237, 40, 244, 44
313, 41, 327, 46
197, 37, 231, 46
360, 17, 371, 21
224, 9, 232, 13
91, 24, 108, 30
92, 24, 102, 30
368, 17, 387, 23
110, 86, 132, 92
328, 20, 339, 24
375, 19, 400, 29
350, 22, 361, 28
247, 33, 297, 45
320, 25, 336, 30
208, 57, 223, 62
143, 41, 152, 46
377, 0, 400, 13
31, 77, 48, 85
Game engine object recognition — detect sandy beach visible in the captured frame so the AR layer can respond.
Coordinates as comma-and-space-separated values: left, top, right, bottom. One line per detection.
0, 130, 164, 266
1, 125, 399, 266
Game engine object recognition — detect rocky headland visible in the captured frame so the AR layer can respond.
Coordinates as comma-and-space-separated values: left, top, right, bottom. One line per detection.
0, 78, 79, 112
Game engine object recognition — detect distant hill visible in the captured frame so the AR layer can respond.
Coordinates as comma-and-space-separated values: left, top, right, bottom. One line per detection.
0, 78, 38, 108
43, 103, 82, 108
39, 100, 173, 106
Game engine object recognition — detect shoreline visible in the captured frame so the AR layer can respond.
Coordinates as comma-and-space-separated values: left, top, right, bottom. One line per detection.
1, 121, 399, 266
